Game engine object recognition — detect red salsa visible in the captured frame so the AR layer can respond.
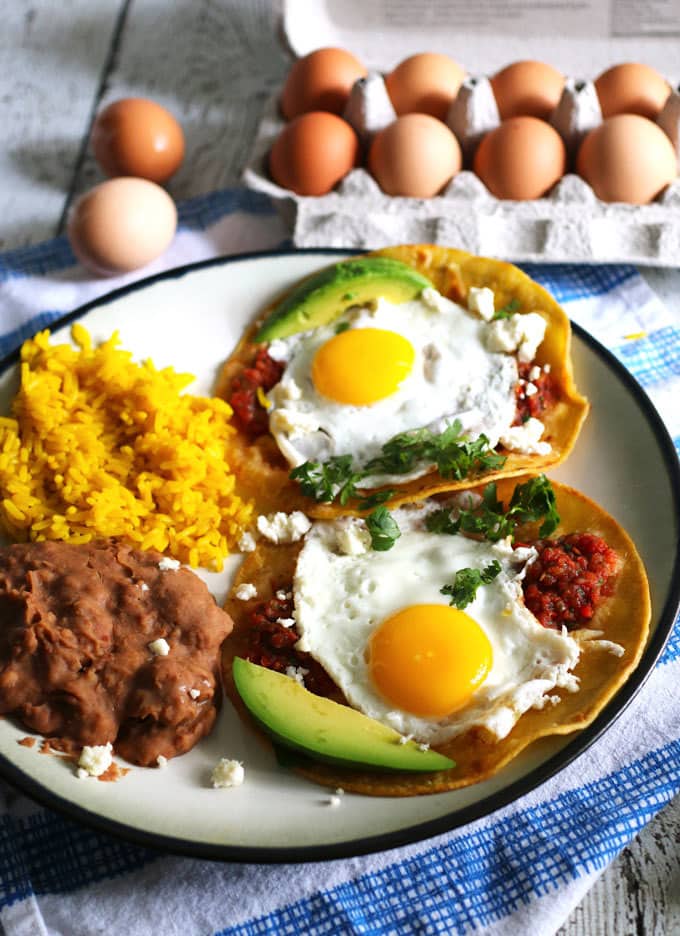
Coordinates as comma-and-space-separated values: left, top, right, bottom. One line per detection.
228, 348, 283, 436
245, 590, 336, 697
514, 362, 559, 424
522, 532, 619, 630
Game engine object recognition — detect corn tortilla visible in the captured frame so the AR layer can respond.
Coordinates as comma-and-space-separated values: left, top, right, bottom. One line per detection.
216, 245, 589, 517
222, 478, 650, 796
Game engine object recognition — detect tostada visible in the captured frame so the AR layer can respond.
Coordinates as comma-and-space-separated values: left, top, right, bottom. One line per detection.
217, 245, 589, 518
222, 476, 650, 796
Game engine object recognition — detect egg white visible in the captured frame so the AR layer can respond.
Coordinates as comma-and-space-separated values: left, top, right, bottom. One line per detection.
292, 506, 580, 745
266, 292, 520, 488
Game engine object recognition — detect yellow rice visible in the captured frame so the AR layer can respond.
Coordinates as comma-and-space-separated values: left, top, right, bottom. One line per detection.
0, 325, 253, 570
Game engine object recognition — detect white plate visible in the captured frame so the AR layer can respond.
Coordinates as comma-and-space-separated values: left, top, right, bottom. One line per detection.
0, 249, 678, 862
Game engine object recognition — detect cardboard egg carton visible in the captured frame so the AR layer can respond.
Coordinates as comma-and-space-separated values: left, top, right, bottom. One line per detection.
243, 88, 680, 265
243, 0, 680, 265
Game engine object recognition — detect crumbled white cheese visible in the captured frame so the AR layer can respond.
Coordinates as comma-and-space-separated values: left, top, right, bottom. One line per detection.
257, 511, 311, 544
418, 743, 430, 752
211, 758, 245, 789
276, 617, 296, 629
188, 688, 200, 700
335, 521, 372, 557
148, 637, 170, 657
528, 365, 542, 381
485, 312, 547, 362
420, 286, 449, 313
266, 338, 292, 362
275, 589, 290, 601
524, 382, 538, 397
499, 417, 552, 456
235, 582, 257, 601
467, 286, 496, 321
156, 755, 168, 769
398, 733, 414, 745
158, 557, 181, 571
77, 742, 113, 778
238, 531, 257, 553
140, 582, 150, 592
270, 377, 302, 403
286, 664, 309, 685
269, 408, 320, 439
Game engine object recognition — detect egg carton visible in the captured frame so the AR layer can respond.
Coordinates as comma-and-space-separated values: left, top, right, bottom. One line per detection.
243, 83, 680, 266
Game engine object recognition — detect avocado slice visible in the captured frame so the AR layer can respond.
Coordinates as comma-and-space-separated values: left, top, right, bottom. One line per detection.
254, 257, 434, 342
232, 657, 455, 773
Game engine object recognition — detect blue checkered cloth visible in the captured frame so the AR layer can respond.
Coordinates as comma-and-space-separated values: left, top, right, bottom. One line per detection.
1, 188, 679, 936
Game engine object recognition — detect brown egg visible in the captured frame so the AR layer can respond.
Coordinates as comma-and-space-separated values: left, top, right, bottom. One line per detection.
281, 47, 368, 120
490, 61, 565, 120
269, 112, 360, 196
594, 63, 671, 119
368, 113, 462, 197
91, 98, 185, 183
577, 114, 677, 204
385, 53, 465, 121
67, 178, 177, 275
473, 117, 566, 200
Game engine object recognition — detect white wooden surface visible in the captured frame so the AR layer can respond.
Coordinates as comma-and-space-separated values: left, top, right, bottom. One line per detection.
0, 1, 678, 932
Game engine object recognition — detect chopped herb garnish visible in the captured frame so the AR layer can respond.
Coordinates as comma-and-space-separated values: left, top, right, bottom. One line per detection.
289, 455, 360, 504
492, 297, 521, 320
289, 422, 505, 508
424, 507, 461, 536
365, 420, 506, 481
334, 321, 351, 334
440, 561, 502, 609
507, 473, 560, 537
341, 292, 358, 302
365, 506, 401, 551
426, 475, 560, 542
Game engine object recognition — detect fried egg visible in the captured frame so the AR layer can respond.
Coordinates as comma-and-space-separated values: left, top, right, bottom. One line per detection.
266, 290, 541, 488
292, 506, 580, 744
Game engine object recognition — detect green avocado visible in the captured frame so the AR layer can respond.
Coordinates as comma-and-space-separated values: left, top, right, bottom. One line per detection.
254, 257, 434, 342
232, 657, 455, 773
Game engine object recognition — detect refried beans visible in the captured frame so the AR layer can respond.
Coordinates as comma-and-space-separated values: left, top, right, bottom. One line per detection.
0, 539, 233, 766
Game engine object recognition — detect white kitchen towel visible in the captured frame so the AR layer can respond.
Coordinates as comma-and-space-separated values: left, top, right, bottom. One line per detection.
0, 187, 678, 936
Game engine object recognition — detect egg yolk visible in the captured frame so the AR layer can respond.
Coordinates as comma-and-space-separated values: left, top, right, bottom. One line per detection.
311, 327, 415, 405
368, 604, 493, 718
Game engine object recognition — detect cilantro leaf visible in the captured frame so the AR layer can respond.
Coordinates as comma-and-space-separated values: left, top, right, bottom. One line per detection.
492, 297, 521, 320
425, 508, 461, 535
290, 425, 507, 507
365, 421, 506, 481
507, 474, 560, 536
426, 476, 560, 542
289, 455, 359, 503
365, 506, 401, 551
440, 561, 502, 609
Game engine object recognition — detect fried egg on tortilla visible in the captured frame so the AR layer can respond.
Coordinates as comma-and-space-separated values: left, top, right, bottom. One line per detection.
222, 478, 650, 796
216, 245, 589, 516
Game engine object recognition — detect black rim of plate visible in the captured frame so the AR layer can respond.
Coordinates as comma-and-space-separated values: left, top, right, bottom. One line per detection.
0, 247, 678, 864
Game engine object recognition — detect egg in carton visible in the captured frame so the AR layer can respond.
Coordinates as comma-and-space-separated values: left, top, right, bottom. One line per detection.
242, 65, 680, 265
